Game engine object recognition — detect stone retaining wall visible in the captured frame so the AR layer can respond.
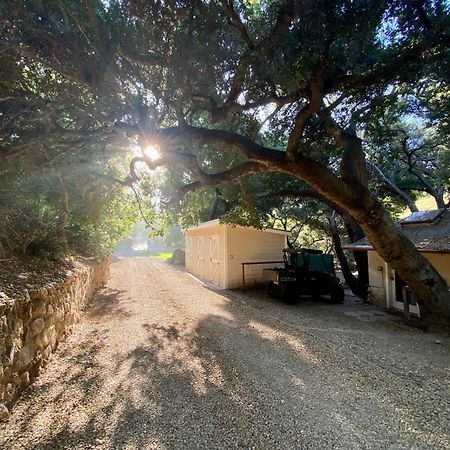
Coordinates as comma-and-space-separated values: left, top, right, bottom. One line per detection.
0, 259, 109, 418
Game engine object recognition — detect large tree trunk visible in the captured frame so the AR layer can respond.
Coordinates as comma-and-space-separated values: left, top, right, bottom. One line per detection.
433, 188, 446, 209
284, 157, 450, 330
324, 127, 448, 329
339, 211, 369, 293
362, 208, 449, 330
328, 211, 368, 299
320, 186, 449, 329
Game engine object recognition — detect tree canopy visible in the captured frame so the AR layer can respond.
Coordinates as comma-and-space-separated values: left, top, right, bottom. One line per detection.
1, 0, 449, 328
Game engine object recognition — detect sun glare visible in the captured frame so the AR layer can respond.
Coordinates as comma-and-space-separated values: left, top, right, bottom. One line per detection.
143, 144, 161, 161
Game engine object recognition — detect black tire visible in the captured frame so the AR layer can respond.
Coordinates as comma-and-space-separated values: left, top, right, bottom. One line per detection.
281, 286, 299, 305
267, 281, 281, 299
330, 284, 345, 303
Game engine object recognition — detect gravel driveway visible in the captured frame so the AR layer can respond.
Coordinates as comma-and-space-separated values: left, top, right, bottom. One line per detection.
1, 257, 449, 449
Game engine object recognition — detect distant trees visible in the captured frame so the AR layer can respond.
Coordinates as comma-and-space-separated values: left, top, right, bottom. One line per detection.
0, 159, 141, 258
365, 99, 450, 211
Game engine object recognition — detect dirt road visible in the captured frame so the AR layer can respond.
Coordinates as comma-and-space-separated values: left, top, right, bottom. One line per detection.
1, 257, 449, 449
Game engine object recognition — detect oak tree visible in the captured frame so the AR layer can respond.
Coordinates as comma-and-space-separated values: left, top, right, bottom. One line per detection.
1, 0, 449, 328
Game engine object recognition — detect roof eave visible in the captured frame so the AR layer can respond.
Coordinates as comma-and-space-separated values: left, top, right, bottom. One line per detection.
342, 245, 374, 251
185, 220, 291, 236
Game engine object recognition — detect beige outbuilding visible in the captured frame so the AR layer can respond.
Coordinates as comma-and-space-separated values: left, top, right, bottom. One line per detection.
185, 220, 290, 289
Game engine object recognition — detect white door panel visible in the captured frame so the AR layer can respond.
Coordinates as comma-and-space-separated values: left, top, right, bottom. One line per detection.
209, 235, 220, 285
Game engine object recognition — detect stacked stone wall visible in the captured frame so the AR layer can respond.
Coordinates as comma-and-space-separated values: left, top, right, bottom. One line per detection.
0, 259, 109, 418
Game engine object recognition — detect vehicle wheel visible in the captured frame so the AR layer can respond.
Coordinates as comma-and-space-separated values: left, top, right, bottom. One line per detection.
330, 285, 345, 303
267, 281, 281, 299
281, 287, 298, 305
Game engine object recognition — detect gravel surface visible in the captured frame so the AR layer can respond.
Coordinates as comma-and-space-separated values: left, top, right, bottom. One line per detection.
1, 257, 449, 449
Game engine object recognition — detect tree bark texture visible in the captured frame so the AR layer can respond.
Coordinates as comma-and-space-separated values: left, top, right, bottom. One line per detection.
274, 155, 449, 330
328, 212, 368, 299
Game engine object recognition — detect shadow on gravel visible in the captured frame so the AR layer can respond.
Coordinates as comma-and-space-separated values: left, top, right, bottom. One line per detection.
87, 287, 131, 319
101, 316, 322, 449
22, 308, 324, 449
8, 283, 449, 449
12, 329, 111, 449
213, 285, 405, 332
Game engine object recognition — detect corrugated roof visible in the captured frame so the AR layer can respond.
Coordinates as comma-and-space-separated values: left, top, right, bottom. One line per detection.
343, 209, 450, 253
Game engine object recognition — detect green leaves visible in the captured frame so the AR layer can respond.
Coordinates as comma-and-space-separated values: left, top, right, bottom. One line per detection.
1, 0, 449, 257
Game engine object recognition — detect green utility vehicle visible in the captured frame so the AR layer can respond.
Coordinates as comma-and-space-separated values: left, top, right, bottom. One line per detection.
266, 248, 345, 304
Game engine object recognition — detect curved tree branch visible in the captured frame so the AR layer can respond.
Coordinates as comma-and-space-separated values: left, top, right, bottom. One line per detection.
144, 123, 376, 225
117, 45, 168, 67
287, 69, 324, 158
366, 160, 418, 213
222, 0, 254, 49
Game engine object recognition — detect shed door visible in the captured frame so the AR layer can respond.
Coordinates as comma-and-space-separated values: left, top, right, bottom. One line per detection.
186, 237, 192, 269
209, 235, 220, 285
197, 237, 206, 278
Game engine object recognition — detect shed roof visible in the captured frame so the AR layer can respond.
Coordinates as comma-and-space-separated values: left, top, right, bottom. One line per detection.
398, 209, 445, 225
185, 219, 291, 236
343, 209, 450, 253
